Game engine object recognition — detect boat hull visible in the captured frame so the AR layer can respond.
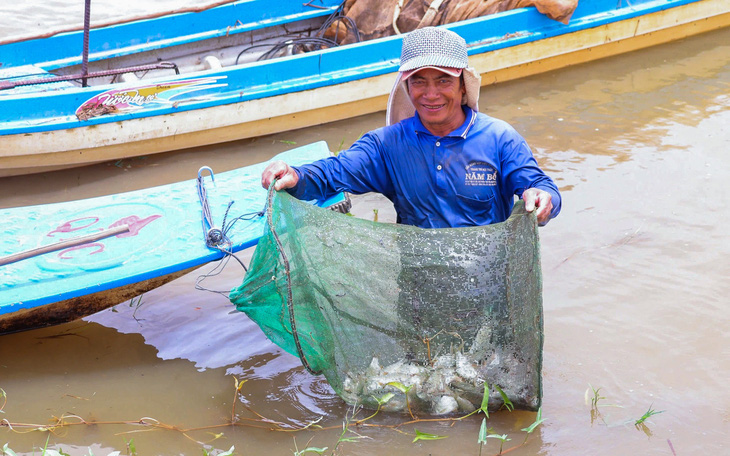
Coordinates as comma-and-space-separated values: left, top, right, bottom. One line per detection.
0, 0, 728, 176
0, 142, 347, 334
0, 267, 193, 334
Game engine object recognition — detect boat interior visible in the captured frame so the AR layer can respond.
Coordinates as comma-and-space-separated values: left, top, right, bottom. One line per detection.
0, 1, 347, 91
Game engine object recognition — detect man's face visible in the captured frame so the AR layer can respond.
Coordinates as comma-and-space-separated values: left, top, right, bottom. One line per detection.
407, 67, 466, 136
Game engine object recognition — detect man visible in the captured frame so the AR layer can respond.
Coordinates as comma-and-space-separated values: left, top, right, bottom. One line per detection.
262, 26, 561, 228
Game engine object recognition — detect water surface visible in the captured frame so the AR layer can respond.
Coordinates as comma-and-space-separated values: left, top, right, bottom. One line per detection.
1, 9, 729, 456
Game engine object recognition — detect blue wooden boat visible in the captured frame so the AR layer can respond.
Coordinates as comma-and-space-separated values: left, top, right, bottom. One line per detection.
0, 142, 348, 334
0, 0, 727, 176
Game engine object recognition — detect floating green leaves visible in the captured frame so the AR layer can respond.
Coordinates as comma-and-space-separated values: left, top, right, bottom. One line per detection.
485, 433, 511, 455
585, 384, 605, 410
635, 404, 664, 426
521, 407, 545, 444
216, 446, 236, 456
292, 447, 327, 456
477, 418, 488, 456
478, 418, 488, 444
124, 439, 137, 456
585, 384, 664, 435
521, 406, 545, 434
412, 429, 448, 443
2, 443, 18, 456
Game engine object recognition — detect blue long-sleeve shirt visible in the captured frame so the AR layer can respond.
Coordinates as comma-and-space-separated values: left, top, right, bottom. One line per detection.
290, 107, 561, 228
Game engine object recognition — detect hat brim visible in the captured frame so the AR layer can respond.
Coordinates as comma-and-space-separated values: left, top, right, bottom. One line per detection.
386, 66, 481, 127
400, 66, 463, 81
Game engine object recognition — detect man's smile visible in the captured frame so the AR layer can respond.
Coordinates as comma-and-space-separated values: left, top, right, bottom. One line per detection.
406, 68, 466, 136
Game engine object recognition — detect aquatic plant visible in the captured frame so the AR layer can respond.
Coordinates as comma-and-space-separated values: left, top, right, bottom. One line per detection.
635, 404, 663, 426
124, 439, 137, 456
585, 383, 621, 425
202, 446, 235, 456
521, 407, 545, 444
484, 433, 511, 455
477, 418, 488, 456
585, 383, 605, 410
330, 406, 370, 454
634, 403, 664, 436
385, 381, 415, 419
493, 385, 514, 412
412, 429, 448, 443
584, 384, 665, 437
110, 294, 146, 322
292, 445, 327, 456
0, 379, 546, 456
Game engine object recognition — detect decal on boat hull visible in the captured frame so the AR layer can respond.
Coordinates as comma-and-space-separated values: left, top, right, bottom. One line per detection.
75, 77, 227, 120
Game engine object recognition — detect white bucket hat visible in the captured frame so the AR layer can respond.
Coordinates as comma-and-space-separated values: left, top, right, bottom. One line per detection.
386, 27, 481, 126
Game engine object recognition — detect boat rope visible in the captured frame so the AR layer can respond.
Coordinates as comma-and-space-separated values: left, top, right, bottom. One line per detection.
194, 165, 268, 296
234, 2, 360, 65
236, 37, 340, 64
194, 166, 348, 355
0, 62, 179, 91
196, 166, 224, 248
81, 0, 91, 87
316, 2, 361, 43
266, 180, 320, 375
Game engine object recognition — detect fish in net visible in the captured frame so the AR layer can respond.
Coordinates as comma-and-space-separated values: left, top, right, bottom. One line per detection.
230, 187, 543, 414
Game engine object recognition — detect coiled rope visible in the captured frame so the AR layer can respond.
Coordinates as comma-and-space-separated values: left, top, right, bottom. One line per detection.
234, 2, 360, 65
194, 166, 266, 295
195, 167, 322, 374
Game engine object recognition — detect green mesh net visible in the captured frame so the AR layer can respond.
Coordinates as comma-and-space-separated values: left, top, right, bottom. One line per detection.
230, 188, 543, 415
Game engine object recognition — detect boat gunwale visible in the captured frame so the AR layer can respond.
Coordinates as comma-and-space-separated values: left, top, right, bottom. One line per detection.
0, 0, 343, 70
1, 0, 723, 136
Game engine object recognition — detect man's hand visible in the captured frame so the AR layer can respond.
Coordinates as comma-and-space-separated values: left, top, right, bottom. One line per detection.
522, 188, 553, 226
261, 160, 299, 191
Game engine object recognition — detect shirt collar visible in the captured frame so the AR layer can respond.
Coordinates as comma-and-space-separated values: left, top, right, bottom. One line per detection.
412, 106, 477, 139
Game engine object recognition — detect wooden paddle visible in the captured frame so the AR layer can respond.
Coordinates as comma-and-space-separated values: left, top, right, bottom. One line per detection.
0, 224, 130, 267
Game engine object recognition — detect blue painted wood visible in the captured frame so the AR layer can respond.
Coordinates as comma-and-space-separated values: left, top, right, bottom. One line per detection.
0, 0, 708, 135
0, 141, 342, 313
1, 0, 342, 69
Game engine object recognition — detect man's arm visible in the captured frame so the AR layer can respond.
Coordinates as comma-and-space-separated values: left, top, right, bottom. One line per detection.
493, 123, 561, 226
261, 131, 393, 202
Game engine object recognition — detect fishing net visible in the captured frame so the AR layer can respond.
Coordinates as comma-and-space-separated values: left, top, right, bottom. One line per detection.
324, 0, 578, 44
230, 187, 543, 415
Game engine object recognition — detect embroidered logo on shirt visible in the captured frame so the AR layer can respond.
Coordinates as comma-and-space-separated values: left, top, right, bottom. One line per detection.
465, 162, 497, 186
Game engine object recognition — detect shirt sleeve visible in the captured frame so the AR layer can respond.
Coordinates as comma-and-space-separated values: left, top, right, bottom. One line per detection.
288, 131, 393, 201
498, 127, 562, 220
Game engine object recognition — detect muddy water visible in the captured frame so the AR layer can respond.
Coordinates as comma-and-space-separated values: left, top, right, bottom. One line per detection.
0, 0, 224, 40
1, 13, 730, 456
